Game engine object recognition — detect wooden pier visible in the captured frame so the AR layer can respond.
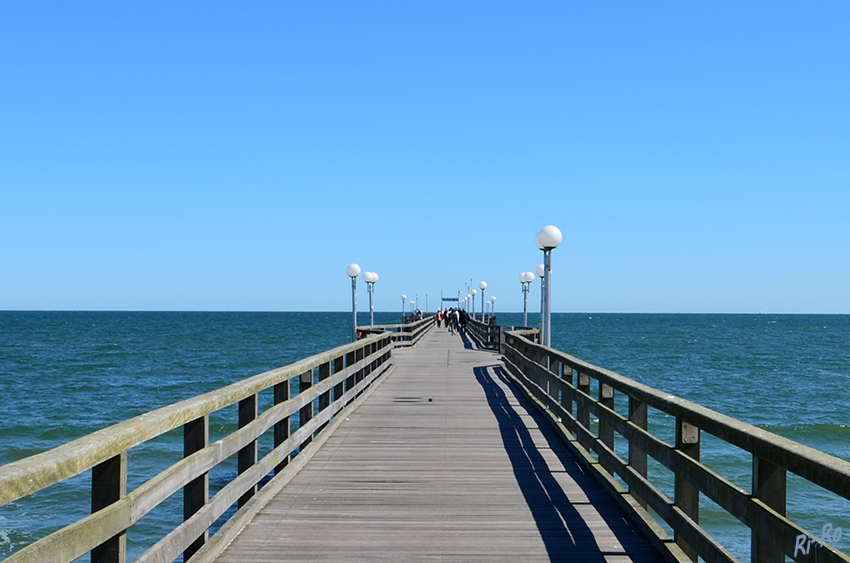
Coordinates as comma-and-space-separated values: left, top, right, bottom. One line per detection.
213, 325, 662, 562
3, 315, 850, 563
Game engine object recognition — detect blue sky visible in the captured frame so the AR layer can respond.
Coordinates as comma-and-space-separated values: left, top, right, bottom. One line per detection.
2, 2, 848, 313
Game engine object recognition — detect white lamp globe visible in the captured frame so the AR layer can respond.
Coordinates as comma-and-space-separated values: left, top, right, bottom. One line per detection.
401, 294, 406, 300
537, 264, 545, 278
346, 263, 361, 278
518, 273, 525, 283
371, 272, 379, 283
362, 271, 371, 282
479, 281, 487, 290
525, 271, 536, 283
471, 289, 477, 296
491, 296, 496, 302
467, 294, 471, 299
536, 225, 562, 250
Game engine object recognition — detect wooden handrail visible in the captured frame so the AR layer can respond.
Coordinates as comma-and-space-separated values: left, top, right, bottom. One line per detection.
466, 317, 505, 350
358, 315, 435, 347
0, 331, 394, 563
502, 329, 850, 563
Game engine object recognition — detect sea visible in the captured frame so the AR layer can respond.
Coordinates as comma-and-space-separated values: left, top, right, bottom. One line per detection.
1, 311, 848, 562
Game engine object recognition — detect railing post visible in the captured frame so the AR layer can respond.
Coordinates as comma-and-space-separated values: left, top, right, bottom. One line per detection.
274, 379, 290, 474
299, 370, 313, 450
91, 452, 127, 563
551, 359, 561, 405
183, 416, 208, 561
675, 419, 700, 562
599, 383, 614, 474
238, 394, 258, 508
355, 346, 364, 385
628, 397, 648, 508
576, 371, 591, 438
318, 361, 331, 433
345, 351, 356, 397
332, 355, 345, 403
751, 456, 786, 563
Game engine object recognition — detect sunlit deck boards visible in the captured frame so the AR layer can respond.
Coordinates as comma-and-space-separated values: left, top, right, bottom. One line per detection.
214, 326, 664, 562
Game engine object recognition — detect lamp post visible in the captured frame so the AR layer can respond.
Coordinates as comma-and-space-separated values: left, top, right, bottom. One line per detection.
346, 263, 361, 342
490, 296, 496, 319
536, 225, 562, 347
400, 294, 406, 323
471, 289, 477, 317
363, 271, 378, 326
537, 263, 545, 333
520, 271, 534, 327
478, 281, 487, 322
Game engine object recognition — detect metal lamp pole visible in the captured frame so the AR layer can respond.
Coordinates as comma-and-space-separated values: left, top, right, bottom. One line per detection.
400, 294, 406, 323
471, 289, 477, 317
478, 281, 487, 322
536, 263, 545, 340
346, 264, 361, 342
520, 272, 533, 328
363, 272, 378, 326
535, 225, 562, 347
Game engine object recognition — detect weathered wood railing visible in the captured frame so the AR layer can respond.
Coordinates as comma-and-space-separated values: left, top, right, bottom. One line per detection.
502, 328, 850, 563
358, 315, 434, 347
0, 331, 394, 563
466, 317, 501, 350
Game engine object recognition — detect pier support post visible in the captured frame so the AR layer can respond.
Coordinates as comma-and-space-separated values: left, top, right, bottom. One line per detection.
675, 419, 700, 562
751, 456, 786, 563
238, 394, 257, 508
183, 416, 208, 561
91, 452, 127, 563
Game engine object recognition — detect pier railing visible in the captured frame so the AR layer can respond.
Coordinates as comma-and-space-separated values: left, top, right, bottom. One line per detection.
466, 317, 501, 350
0, 331, 394, 563
502, 329, 850, 563
358, 315, 434, 347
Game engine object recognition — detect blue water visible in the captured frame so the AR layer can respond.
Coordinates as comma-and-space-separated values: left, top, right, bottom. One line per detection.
1, 312, 848, 561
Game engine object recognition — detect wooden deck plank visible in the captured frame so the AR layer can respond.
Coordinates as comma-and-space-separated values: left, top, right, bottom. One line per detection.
213, 327, 665, 562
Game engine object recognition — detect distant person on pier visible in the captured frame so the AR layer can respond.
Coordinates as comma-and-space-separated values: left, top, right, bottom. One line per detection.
459, 309, 469, 333
436, 309, 443, 328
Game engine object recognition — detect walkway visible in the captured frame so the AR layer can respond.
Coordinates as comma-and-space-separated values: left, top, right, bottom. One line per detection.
214, 325, 664, 562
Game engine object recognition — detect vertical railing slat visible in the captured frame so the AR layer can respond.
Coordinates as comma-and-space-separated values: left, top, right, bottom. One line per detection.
599, 383, 615, 475
332, 355, 345, 405
183, 416, 208, 561
238, 394, 258, 508
274, 380, 290, 474
298, 370, 314, 451
675, 419, 700, 562
751, 456, 786, 563
91, 452, 127, 563
628, 397, 648, 509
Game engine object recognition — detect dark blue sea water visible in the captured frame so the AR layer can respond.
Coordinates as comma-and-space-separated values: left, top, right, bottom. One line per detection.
1, 312, 848, 561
